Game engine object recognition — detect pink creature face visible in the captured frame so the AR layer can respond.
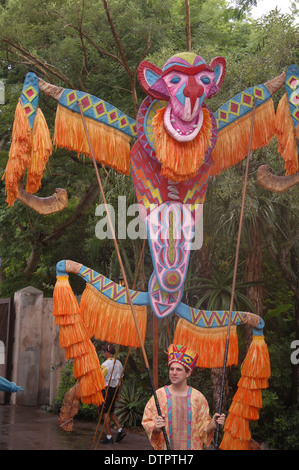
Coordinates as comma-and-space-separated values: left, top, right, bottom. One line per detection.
162, 69, 216, 122
138, 54, 226, 142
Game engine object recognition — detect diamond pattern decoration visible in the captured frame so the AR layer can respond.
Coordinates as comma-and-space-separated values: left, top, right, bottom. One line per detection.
131, 124, 137, 135
287, 75, 299, 91
94, 101, 107, 118
218, 110, 229, 123
241, 92, 253, 108
229, 101, 240, 116
60, 88, 137, 137
215, 84, 271, 131
292, 108, 299, 122
23, 85, 38, 102
23, 103, 35, 118
66, 91, 78, 106
78, 94, 92, 112
108, 109, 119, 124
254, 86, 265, 101
290, 90, 299, 106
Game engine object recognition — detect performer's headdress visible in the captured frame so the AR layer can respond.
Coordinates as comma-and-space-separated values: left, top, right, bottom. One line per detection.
168, 344, 198, 372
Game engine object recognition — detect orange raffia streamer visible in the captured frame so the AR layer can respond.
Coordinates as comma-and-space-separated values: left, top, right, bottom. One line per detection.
2, 100, 32, 206
53, 275, 105, 406
53, 104, 131, 175
210, 98, 276, 176
26, 108, 53, 194
80, 283, 147, 348
152, 107, 212, 182
275, 93, 299, 175
173, 318, 239, 368
220, 335, 271, 450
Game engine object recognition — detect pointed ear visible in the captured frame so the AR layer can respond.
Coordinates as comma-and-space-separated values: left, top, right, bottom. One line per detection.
138, 60, 169, 100
207, 57, 226, 98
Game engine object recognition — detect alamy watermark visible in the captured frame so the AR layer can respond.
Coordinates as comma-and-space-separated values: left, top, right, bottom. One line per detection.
95, 197, 203, 250
0, 80, 5, 105
291, 340, 299, 365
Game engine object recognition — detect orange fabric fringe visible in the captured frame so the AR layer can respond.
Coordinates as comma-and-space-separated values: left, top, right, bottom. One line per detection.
173, 318, 239, 368
275, 93, 299, 175
2, 100, 32, 206
152, 107, 212, 181
220, 335, 271, 450
26, 108, 53, 193
211, 99, 276, 176
53, 276, 105, 406
2, 102, 53, 204
53, 104, 131, 175
80, 283, 147, 348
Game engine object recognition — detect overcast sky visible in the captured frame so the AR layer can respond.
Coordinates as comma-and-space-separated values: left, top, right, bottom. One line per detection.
250, 0, 295, 18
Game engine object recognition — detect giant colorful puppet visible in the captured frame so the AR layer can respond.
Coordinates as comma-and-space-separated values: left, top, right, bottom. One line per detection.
2, 52, 299, 450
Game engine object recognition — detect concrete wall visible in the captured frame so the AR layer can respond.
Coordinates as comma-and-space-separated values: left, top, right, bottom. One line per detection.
9, 287, 65, 406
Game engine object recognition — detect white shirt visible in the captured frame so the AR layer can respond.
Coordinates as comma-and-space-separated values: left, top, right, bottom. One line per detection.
101, 358, 124, 387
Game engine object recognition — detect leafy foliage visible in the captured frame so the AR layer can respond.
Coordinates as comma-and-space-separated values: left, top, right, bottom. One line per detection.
115, 380, 148, 427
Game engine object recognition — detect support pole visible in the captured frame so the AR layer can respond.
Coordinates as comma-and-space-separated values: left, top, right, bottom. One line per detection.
77, 102, 171, 450
153, 314, 159, 390
214, 99, 257, 450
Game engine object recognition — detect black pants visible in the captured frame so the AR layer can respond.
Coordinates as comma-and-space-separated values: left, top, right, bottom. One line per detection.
103, 386, 117, 413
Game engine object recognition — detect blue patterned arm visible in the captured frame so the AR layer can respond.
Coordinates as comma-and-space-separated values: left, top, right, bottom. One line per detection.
56, 260, 149, 306
0, 376, 23, 393
175, 302, 265, 335
210, 72, 286, 176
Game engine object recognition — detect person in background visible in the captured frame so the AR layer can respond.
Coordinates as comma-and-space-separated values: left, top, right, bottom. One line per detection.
100, 344, 126, 445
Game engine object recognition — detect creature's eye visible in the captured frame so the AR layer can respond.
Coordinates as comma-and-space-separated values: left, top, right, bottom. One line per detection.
170, 76, 181, 84
201, 76, 211, 84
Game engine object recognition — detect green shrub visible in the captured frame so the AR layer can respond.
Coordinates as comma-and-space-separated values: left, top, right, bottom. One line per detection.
115, 380, 149, 427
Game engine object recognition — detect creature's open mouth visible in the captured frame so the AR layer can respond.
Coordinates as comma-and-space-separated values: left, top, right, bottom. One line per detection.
164, 105, 203, 142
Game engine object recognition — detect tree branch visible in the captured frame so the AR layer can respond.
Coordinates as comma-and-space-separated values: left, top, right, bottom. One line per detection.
3, 39, 75, 88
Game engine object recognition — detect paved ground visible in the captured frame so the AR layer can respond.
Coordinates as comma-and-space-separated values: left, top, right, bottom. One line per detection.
0, 405, 152, 451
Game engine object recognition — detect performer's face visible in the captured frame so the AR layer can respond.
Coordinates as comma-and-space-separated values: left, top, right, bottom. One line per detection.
169, 363, 191, 386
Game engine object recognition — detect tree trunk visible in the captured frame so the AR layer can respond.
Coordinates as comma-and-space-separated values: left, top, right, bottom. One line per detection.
185, 0, 191, 52
211, 367, 229, 412
244, 223, 264, 349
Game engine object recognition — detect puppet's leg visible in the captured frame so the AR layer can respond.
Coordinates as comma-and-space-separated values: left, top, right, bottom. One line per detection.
173, 302, 270, 451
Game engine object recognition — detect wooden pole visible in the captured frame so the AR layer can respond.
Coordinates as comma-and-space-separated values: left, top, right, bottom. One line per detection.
77, 101, 171, 450
153, 314, 159, 390
214, 99, 257, 450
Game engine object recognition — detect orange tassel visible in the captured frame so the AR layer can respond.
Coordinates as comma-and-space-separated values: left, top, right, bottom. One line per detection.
25, 108, 53, 193
173, 318, 238, 368
229, 400, 260, 421
238, 376, 269, 390
152, 107, 212, 181
53, 104, 131, 175
2, 100, 32, 206
220, 335, 271, 450
53, 276, 105, 405
223, 413, 251, 441
220, 432, 250, 451
275, 93, 298, 175
211, 99, 276, 176
241, 335, 271, 379
233, 387, 263, 408
80, 283, 147, 348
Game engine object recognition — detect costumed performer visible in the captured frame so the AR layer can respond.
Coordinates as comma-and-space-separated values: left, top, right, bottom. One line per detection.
142, 344, 225, 450
100, 344, 126, 445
